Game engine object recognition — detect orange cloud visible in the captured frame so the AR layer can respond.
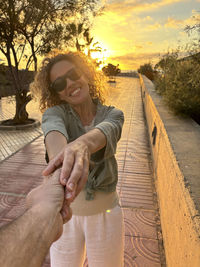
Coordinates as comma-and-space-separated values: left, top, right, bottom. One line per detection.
164, 11, 200, 30
108, 51, 164, 70
105, 0, 186, 14
147, 22, 162, 30
165, 17, 185, 28
92, 0, 194, 70
165, 17, 183, 28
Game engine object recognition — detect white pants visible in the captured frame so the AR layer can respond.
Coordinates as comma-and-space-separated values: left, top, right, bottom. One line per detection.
50, 205, 124, 267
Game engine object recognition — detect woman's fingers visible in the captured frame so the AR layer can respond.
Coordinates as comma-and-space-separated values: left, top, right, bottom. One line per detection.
65, 151, 84, 191
59, 150, 75, 185
65, 150, 89, 201
60, 200, 72, 224
42, 151, 64, 176
74, 153, 89, 197
43, 141, 90, 203
64, 184, 77, 203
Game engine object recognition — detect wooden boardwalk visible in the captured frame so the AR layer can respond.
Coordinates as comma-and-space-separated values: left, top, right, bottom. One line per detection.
0, 77, 165, 266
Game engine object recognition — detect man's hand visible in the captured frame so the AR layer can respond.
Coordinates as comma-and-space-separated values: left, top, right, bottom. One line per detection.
26, 169, 72, 241
42, 140, 90, 202
0, 169, 72, 267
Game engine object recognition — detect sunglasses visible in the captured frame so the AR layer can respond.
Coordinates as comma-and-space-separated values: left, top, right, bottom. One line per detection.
50, 68, 82, 93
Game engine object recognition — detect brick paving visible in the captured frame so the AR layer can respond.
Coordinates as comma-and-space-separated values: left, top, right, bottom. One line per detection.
0, 77, 165, 266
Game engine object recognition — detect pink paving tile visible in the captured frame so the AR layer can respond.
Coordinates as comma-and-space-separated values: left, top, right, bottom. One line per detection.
117, 160, 126, 170
120, 188, 154, 198
32, 136, 44, 142
126, 138, 149, 145
0, 173, 43, 194
120, 198, 155, 210
7, 152, 46, 165
0, 161, 45, 176
124, 236, 161, 267
123, 169, 151, 176
118, 153, 151, 163
21, 140, 45, 149
117, 159, 152, 173
120, 193, 154, 204
121, 174, 152, 182
117, 152, 151, 162
118, 177, 153, 188
123, 208, 157, 239
124, 161, 151, 173
1, 197, 26, 221
21, 146, 46, 154
0, 195, 26, 225
125, 147, 150, 154
119, 172, 153, 182
119, 181, 152, 190
131, 154, 152, 163
21, 142, 45, 150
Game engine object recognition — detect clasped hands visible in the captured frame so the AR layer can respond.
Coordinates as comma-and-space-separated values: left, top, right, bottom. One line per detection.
43, 139, 90, 203
26, 140, 90, 241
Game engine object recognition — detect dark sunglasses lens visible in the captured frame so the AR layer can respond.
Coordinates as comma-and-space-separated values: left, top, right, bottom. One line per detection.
52, 78, 67, 92
51, 68, 81, 93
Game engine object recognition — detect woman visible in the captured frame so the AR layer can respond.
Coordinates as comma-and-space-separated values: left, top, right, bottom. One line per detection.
30, 51, 124, 267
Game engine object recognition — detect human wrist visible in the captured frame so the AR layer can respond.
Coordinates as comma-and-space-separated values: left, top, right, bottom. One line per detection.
77, 128, 106, 154
30, 204, 62, 242
76, 134, 92, 154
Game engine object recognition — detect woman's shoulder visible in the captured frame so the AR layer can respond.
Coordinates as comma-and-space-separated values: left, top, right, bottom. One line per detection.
97, 102, 123, 114
43, 103, 70, 116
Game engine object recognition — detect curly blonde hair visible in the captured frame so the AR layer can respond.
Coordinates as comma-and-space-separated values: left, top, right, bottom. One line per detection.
30, 51, 106, 112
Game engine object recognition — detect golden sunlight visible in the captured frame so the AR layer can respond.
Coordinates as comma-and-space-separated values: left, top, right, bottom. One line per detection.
86, 42, 111, 68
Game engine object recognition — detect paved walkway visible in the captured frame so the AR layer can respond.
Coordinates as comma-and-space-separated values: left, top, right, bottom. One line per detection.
0, 97, 42, 161
0, 77, 165, 266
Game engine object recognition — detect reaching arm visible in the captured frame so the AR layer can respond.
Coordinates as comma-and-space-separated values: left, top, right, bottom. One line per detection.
0, 205, 60, 267
0, 169, 72, 267
45, 130, 68, 161
43, 128, 106, 201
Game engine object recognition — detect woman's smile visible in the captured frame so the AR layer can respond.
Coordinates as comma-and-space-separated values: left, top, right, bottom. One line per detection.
50, 60, 91, 105
70, 88, 81, 97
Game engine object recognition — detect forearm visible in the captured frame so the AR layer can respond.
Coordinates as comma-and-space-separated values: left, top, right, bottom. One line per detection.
77, 128, 106, 154
45, 131, 67, 160
0, 205, 61, 267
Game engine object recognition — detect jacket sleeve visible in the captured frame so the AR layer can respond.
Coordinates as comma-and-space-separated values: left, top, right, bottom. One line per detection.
94, 107, 124, 159
41, 106, 69, 141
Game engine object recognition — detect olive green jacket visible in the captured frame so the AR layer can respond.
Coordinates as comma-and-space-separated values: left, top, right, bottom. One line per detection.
42, 100, 124, 200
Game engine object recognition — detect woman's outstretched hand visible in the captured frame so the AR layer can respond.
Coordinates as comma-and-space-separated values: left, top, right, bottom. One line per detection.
42, 140, 90, 202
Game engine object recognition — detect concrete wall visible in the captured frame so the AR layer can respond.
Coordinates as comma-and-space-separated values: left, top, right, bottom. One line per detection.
139, 74, 200, 267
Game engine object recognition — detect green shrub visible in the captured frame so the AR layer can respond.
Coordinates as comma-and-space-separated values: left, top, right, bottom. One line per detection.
138, 63, 155, 81
154, 53, 200, 122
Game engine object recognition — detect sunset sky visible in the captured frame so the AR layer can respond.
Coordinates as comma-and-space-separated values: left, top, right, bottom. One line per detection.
91, 0, 200, 70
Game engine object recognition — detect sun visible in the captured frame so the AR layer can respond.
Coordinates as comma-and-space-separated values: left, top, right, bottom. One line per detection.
85, 42, 111, 68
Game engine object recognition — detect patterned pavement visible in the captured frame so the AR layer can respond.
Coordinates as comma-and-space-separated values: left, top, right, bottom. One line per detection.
0, 77, 165, 266
0, 96, 42, 161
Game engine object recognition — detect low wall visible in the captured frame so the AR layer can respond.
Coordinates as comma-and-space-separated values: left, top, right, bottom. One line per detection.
139, 74, 200, 267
